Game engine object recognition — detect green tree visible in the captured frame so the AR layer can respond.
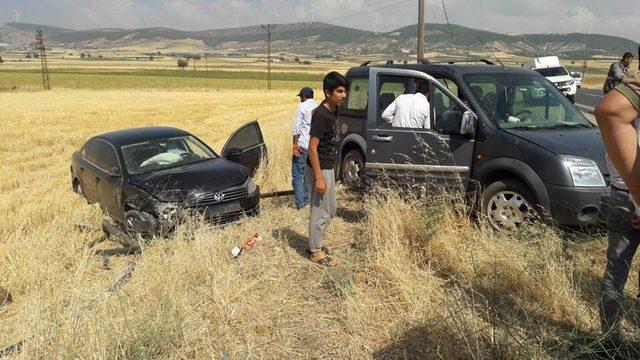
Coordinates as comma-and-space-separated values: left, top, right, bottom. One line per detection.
177, 58, 189, 69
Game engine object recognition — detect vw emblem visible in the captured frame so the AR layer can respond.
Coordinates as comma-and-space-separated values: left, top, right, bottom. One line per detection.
213, 192, 226, 202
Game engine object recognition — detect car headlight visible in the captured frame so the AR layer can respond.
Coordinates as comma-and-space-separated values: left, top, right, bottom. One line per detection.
567, 79, 575, 85
246, 177, 258, 194
560, 155, 605, 187
156, 203, 180, 220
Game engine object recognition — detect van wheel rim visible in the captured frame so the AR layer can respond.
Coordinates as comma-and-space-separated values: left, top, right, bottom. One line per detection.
487, 191, 532, 231
344, 157, 362, 184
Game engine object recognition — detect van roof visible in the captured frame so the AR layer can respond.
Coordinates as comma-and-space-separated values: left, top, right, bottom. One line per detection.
345, 63, 535, 78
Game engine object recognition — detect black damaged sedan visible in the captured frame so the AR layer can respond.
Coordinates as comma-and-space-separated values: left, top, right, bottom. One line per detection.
70, 121, 266, 235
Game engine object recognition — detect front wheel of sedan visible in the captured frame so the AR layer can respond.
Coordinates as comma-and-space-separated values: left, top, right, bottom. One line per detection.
123, 209, 159, 240
72, 178, 84, 196
481, 179, 539, 232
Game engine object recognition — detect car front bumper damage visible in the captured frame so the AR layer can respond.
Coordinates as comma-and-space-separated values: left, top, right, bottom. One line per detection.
148, 187, 261, 234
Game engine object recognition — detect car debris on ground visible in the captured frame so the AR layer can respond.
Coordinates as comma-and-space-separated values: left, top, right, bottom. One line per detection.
231, 233, 262, 258
0, 287, 11, 307
0, 340, 23, 358
107, 260, 136, 293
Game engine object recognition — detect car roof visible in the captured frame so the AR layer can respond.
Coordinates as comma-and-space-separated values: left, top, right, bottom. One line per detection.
93, 126, 192, 147
345, 63, 535, 78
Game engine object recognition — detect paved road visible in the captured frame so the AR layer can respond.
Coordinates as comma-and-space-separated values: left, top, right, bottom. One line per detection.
575, 88, 603, 109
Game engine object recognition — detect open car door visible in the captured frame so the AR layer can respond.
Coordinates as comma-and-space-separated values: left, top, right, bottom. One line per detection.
221, 120, 267, 175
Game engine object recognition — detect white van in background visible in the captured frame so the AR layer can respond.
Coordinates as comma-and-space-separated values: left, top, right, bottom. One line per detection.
528, 56, 577, 103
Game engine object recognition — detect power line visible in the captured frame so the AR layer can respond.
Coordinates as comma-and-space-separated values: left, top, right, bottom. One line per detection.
318, 0, 413, 26
440, 0, 455, 42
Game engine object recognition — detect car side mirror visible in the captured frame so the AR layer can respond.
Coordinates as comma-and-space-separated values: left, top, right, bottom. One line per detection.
107, 167, 121, 177
460, 110, 477, 136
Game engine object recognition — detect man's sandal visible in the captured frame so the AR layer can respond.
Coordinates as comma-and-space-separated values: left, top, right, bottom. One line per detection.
307, 246, 330, 256
309, 252, 337, 266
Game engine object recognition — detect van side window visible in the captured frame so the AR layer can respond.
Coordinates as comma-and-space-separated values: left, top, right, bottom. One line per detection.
342, 77, 368, 117
431, 80, 465, 136
378, 75, 431, 129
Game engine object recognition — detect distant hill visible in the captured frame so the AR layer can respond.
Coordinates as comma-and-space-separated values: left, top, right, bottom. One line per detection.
0, 21, 636, 58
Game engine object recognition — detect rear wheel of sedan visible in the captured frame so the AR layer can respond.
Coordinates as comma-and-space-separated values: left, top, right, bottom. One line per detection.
481, 179, 539, 232
341, 149, 365, 189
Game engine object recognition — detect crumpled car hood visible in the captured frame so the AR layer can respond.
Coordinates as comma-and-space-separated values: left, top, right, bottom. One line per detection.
128, 158, 249, 203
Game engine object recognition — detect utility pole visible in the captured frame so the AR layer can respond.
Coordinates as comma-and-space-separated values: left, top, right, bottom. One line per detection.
261, 24, 276, 90
417, 0, 425, 61
35, 28, 50, 90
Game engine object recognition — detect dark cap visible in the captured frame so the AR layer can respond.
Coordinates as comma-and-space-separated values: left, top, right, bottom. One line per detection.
297, 87, 314, 98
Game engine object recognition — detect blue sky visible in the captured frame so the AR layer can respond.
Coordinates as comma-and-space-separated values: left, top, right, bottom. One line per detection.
1, 0, 639, 41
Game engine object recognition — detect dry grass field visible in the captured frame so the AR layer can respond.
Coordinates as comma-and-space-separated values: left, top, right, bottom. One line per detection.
0, 61, 637, 359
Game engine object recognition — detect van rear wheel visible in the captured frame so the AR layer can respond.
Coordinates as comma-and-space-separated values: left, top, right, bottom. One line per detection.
341, 149, 364, 189
482, 179, 538, 232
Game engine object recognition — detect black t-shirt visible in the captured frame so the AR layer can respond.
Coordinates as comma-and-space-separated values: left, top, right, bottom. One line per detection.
307, 102, 339, 169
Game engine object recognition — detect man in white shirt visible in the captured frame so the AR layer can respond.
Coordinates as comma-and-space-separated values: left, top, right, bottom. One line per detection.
381, 80, 430, 128
292, 87, 317, 209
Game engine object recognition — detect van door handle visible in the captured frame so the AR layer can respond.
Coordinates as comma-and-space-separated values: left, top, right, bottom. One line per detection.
372, 135, 393, 142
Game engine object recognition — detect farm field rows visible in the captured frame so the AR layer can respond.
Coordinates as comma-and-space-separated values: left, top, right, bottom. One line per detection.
0, 65, 634, 358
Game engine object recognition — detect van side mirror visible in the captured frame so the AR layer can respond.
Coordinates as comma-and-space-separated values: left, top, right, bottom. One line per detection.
460, 110, 477, 136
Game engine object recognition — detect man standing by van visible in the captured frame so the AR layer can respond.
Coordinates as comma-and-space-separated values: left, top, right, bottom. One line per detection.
381, 79, 430, 128
292, 87, 317, 209
596, 69, 640, 349
306, 71, 347, 266
603, 52, 633, 94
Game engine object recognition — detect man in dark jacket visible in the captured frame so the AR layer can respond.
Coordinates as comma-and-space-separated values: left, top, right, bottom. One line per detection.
603, 52, 634, 94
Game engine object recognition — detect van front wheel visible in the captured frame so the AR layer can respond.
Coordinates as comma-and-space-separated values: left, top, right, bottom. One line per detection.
341, 149, 364, 189
482, 179, 538, 232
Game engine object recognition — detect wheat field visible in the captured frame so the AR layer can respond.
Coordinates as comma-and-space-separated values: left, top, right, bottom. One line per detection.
0, 71, 636, 359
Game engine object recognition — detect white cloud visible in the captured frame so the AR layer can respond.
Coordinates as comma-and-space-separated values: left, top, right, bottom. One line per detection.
1, 0, 639, 40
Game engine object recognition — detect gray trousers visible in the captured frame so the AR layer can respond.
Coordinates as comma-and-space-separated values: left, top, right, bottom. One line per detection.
599, 187, 640, 341
305, 166, 337, 253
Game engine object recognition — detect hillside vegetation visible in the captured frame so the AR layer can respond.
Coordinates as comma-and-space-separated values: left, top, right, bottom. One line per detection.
1, 21, 637, 58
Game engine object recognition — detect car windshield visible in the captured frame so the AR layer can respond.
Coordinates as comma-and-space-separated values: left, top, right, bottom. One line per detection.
570, 72, 581, 78
122, 135, 216, 174
464, 73, 593, 130
535, 66, 568, 77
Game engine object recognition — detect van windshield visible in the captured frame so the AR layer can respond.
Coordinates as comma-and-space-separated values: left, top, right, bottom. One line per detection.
535, 66, 568, 77
464, 73, 593, 130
